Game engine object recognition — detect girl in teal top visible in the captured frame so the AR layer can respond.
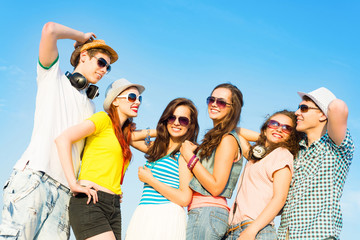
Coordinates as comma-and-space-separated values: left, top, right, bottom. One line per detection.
126, 98, 199, 240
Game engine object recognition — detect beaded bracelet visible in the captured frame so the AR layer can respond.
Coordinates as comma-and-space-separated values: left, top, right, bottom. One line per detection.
144, 127, 151, 146
187, 154, 197, 169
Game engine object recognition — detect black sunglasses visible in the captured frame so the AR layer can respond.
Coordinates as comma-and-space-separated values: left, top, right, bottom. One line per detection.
267, 120, 293, 134
94, 56, 111, 73
298, 104, 319, 113
167, 115, 190, 127
206, 96, 232, 109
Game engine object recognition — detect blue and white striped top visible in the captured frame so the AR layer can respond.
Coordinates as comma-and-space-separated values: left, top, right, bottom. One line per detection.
139, 152, 180, 205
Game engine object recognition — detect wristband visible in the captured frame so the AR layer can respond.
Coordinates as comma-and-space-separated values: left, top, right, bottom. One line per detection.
189, 157, 199, 171
187, 154, 197, 169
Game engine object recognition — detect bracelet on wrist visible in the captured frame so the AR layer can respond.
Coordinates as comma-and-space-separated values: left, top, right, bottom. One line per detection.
189, 157, 199, 171
145, 127, 151, 146
187, 154, 197, 169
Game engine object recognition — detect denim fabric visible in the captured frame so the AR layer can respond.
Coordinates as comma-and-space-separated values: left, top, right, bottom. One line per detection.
224, 220, 277, 240
186, 206, 229, 240
189, 130, 243, 198
0, 169, 71, 240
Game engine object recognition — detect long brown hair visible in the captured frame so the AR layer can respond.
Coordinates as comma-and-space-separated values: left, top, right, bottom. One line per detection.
146, 98, 199, 162
248, 110, 304, 161
198, 83, 244, 160
107, 104, 133, 167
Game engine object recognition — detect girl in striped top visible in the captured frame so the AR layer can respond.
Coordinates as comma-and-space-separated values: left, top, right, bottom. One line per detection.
126, 98, 199, 240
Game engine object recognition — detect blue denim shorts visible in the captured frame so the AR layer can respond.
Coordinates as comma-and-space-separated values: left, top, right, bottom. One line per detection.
186, 206, 229, 240
0, 169, 71, 239
69, 191, 121, 240
224, 219, 277, 240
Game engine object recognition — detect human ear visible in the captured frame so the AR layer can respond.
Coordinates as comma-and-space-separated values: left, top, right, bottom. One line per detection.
319, 112, 327, 122
79, 51, 89, 63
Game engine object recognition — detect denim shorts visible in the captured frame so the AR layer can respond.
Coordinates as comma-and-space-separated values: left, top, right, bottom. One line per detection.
186, 206, 229, 240
224, 219, 277, 240
69, 191, 121, 240
0, 168, 71, 239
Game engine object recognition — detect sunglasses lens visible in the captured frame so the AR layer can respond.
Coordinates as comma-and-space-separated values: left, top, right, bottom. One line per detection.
97, 58, 106, 67
97, 58, 111, 72
127, 93, 137, 102
299, 105, 309, 113
216, 99, 227, 109
178, 117, 190, 127
207, 97, 228, 109
282, 125, 293, 134
167, 115, 176, 124
268, 120, 292, 134
207, 97, 215, 105
268, 120, 279, 129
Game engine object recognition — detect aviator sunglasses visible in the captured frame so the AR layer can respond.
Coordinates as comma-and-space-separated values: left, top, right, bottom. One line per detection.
267, 120, 293, 134
117, 93, 142, 103
93, 56, 111, 73
167, 115, 190, 127
298, 104, 319, 113
206, 96, 232, 109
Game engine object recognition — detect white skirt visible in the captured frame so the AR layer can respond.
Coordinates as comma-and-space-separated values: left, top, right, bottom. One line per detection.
125, 202, 186, 240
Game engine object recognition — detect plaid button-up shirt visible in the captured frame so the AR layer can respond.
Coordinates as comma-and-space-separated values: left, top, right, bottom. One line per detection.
278, 130, 354, 240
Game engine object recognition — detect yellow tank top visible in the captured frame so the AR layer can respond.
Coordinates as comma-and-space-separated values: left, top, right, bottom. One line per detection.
78, 111, 129, 194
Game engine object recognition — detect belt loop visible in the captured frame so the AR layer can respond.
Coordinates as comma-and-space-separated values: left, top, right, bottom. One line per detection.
40, 171, 49, 182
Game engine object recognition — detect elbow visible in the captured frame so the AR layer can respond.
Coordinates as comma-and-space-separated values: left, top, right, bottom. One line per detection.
54, 134, 65, 147
328, 99, 348, 117
209, 188, 223, 197
177, 191, 193, 207
54, 136, 61, 147
42, 22, 57, 37
179, 198, 191, 207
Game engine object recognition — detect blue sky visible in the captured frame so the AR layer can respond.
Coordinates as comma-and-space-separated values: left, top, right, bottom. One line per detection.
0, 1, 359, 239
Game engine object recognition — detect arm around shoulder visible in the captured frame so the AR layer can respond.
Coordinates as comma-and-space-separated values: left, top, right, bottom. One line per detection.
327, 99, 348, 146
236, 127, 259, 142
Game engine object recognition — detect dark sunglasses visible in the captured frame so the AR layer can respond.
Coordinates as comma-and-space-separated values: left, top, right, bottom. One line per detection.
298, 104, 319, 113
167, 115, 190, 127
267, 120, 293, 134
94, 56, 111, 73
206, 96, 232, 109
117, 93, 142, 103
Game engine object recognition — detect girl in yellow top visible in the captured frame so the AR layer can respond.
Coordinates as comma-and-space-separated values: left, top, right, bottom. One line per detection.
55, 78, 149, 240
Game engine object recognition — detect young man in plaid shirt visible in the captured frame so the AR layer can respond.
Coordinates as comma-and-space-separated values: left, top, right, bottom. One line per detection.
278, 87, 355, 240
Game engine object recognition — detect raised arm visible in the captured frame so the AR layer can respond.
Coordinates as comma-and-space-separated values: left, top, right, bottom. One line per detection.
180, 135, 239, 197
137, 156, 193, 207
239, 166, 292, 240
236, 127, 259, 142
55, 120, 97, 203
39, 22, 96, 67
327, 99, 348, 146
238, 135, 251, 159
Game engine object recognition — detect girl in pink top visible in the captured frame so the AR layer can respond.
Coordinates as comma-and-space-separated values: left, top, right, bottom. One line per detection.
226, 110, 303, 240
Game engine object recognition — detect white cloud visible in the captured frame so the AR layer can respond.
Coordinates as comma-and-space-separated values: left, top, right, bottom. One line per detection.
0, 65, 26, 75
329, 59, 351, 69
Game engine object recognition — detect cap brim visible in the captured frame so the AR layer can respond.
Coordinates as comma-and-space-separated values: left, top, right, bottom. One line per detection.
70, 40, 118, 67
